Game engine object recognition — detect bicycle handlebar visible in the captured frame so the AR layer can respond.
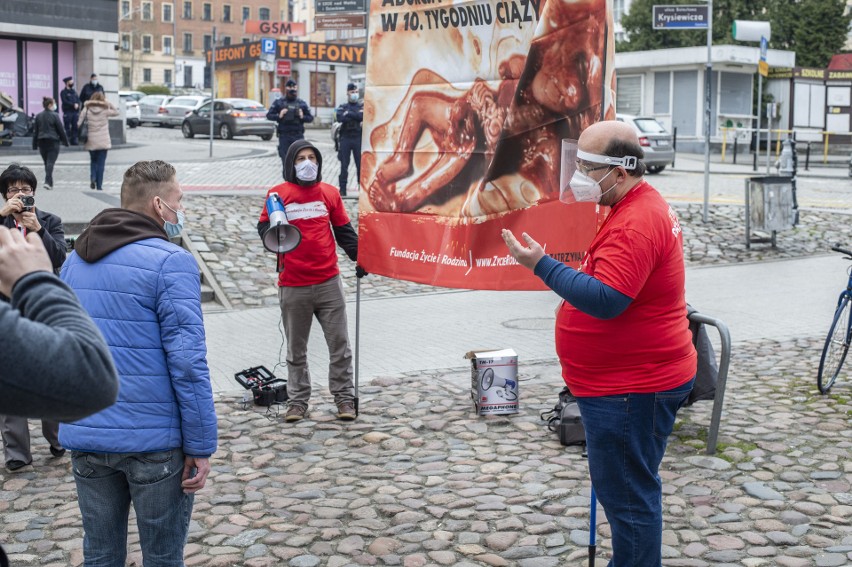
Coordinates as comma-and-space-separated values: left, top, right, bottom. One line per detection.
831, 245, 852, 258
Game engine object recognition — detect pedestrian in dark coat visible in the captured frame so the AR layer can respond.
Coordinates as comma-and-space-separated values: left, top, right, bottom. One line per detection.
266, 79, 313, 179
335, 83, 363, 196
31, 97, 69, 190
0, 163, 69, 473
60, 76, 81, 145
79, 73, 104, 105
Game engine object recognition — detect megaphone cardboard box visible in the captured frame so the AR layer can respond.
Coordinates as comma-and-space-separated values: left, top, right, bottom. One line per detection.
465, 348, 519, 416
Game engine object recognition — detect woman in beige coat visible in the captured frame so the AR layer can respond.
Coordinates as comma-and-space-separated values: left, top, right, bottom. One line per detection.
78, 92, 119, 190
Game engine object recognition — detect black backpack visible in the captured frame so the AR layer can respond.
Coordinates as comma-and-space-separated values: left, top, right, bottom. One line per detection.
542, 387, 586, 447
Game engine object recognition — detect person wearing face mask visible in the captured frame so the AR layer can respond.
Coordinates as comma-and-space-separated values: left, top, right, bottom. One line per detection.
31, 97, 69, 191
79, 73, 104, 105
502, 120, 696, 567
257, 140, 366, 423
79, 91, 119, 190
266, 79, 314, 179
60, 76, 81, 145
334, 83, 364, 197
59, 160, 217, 567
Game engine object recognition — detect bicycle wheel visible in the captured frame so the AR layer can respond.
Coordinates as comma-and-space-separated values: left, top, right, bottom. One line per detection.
818, 294, 852, 394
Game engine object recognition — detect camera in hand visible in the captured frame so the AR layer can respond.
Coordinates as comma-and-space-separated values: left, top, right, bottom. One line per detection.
20, 195, 34, 212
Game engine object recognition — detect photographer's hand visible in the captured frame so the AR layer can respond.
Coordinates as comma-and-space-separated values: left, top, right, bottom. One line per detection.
0, 197, 22, 218
19, 211, 41, 233
0, 227, 52, 297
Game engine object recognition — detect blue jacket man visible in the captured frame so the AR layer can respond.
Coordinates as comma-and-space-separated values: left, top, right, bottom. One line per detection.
59, 76, 81, 145
267, 79, 313, 179
335, 82, 363, 196
60, 160, 217, 566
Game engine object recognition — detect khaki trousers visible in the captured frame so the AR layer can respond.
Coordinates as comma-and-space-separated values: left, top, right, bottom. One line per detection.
278, 276, 354, 409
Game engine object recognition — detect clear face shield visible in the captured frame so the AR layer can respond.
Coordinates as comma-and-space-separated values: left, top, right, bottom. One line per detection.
559, 139, 638, 205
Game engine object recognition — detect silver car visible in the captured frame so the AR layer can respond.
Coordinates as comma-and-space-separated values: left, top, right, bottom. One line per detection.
616, 114, 675, 174
160, 95, 208, 127
182, 98, 275, 140
138, 94, 173, 126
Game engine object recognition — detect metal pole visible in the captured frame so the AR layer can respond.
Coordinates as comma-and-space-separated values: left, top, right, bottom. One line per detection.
766, 106, 772, 174
672, 127, 677, 168
733, 135, 738, 164
702, 0, 713, 223
209, 26, 216, 158
755, 72, 763, 173
354, 275, 361, 416
589, 485, 597, 566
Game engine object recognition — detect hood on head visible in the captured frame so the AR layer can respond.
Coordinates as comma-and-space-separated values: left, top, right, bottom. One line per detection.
283, 139, 322, 186
74, 208, 167, 263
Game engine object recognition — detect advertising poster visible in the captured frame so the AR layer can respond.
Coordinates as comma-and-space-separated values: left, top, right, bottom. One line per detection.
359, 0, 615, 290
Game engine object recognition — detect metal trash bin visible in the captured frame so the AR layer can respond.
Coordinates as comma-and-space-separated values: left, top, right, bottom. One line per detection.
745, 176, 795, 249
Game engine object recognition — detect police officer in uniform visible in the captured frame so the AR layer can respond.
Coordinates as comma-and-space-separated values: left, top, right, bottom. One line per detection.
267, 79, 314, 179
335, 83, 363, 196
60, 76, 81, 145
79, 73, 104, 105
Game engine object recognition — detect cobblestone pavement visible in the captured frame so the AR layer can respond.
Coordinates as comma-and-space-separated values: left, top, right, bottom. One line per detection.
1, 337, 850, 566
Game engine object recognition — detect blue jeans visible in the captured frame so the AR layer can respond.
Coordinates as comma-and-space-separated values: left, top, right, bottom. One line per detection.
89, 149, 108, 189
71, 448, 194, 567
576, 377, 694, 567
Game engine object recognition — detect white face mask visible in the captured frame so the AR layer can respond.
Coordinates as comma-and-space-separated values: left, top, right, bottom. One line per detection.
348, 93, 358, 103
49, 104, 57, 112
92, 80, 98, 86
295, 160, 318, 182
569, 168, 616, 204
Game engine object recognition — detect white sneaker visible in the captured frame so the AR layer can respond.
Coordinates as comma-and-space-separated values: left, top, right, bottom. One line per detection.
44, 183, 52, 190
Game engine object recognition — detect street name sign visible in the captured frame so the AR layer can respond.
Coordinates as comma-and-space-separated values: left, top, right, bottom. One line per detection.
652, 5, 709, 29
315, 0, 367, 14
315, 14, 366, 30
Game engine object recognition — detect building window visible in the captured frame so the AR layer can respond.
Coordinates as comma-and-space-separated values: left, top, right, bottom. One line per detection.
143, 68, 152, 83
242, 6, 250, 21
142, 34, 152, 53
203, 34, 212, 52
242, 36, 250, 43
142, 1, 153, 20
222, 36, 231, 46
183, 1, 192, 18
183, 33, 193, 53
259, 7, 270, 20
202, 2, 212, 20
122, 67, 131, 88
616, 75, 643, 115
121, 33, 131, 51
163, 36, 173, 55
163, 3, 173, 22
121, 0, 131, 18
223, 5, 232, 22
164, 69, 173, 85
613, 0, 624, 24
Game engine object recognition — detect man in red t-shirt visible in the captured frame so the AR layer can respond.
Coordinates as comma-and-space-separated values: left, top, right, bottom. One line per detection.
258, 140, 366, 422
503, 120, 697, 567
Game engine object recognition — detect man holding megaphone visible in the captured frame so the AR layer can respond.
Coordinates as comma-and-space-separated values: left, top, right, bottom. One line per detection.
257, 140, 366, 423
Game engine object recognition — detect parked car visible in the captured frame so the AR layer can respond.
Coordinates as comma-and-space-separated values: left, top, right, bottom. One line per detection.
119, 90, 146, 102
182, 98, 274, 140
616, 114, 675, 174
160, 95, 209, 127
138, 94, 173, 126
118, 91, 142, 128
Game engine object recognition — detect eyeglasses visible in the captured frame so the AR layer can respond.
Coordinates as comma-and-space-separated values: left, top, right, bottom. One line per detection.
575, 161, 612, 176
7, 186, 34, 196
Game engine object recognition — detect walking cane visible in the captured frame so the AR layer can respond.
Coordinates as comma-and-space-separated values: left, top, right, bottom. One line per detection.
589, 485, 597, 566
354, 274, 361, 415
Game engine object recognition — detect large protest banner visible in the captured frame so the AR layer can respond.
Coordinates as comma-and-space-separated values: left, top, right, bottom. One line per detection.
358, 0, 615, 290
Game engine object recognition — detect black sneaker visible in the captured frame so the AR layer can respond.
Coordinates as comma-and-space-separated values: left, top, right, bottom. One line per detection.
6, 460, 31, 472
90, 181, 95, 189
50, 446, 66, 458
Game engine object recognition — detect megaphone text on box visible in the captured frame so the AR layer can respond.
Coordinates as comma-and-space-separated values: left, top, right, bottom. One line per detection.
262, 193, 302, 254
